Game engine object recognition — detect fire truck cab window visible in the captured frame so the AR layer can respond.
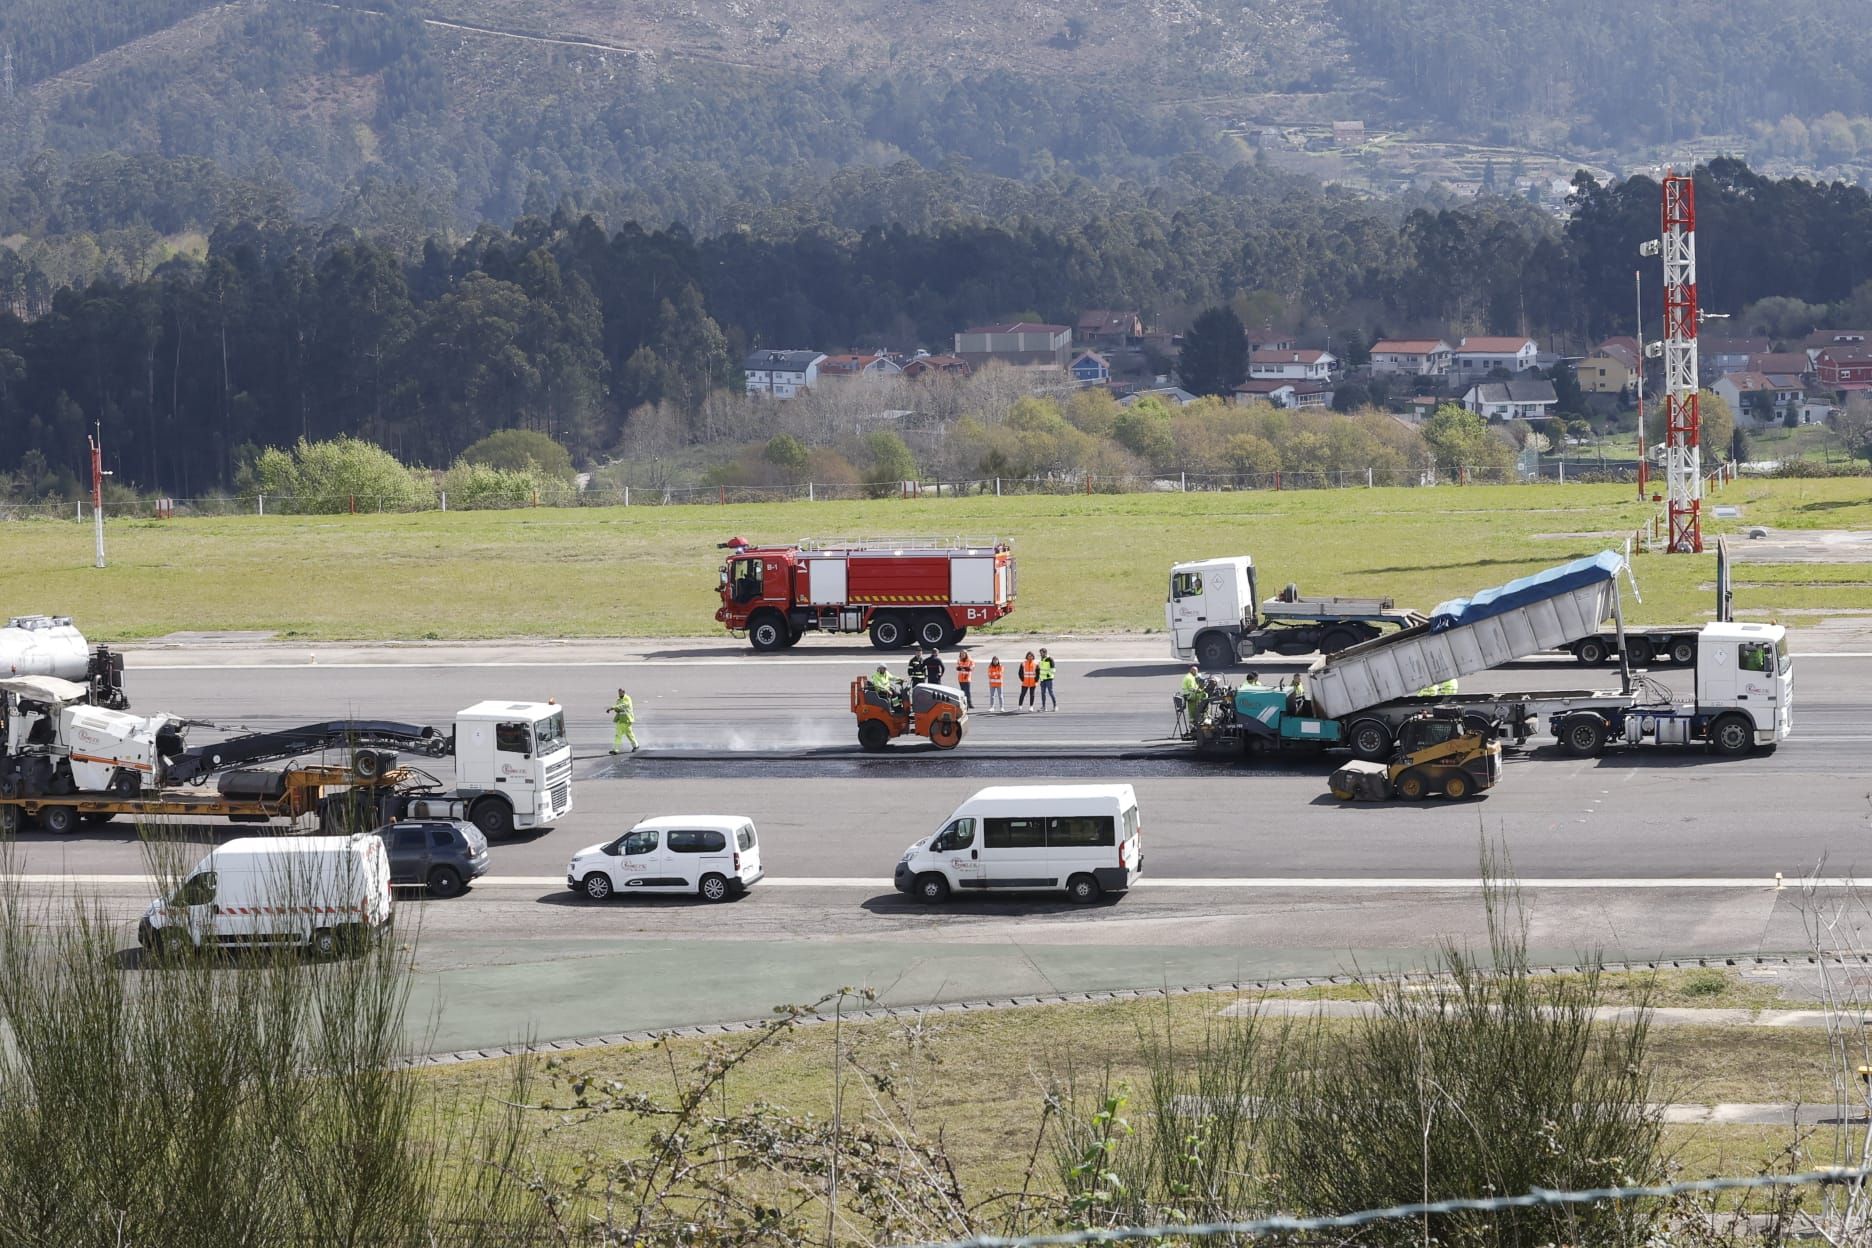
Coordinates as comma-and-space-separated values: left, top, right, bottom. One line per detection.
495, 722, 531, 754
732, 558, 764, 602
1171, 572, 1202, 599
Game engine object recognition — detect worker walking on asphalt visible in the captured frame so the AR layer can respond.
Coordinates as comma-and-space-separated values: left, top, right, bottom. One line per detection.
609, 688, 638, 754
908, 648, 928, 687
955, 651, 975, 707
1037, 648, 1057, 710
987, 656, 1005, 712
924, 647, 946, 686
1018, 651, 1038, 710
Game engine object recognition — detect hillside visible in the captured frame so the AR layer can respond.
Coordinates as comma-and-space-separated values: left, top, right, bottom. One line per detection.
1, 0, 1871, 239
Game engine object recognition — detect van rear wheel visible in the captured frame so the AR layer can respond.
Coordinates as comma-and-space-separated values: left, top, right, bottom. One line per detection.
914, 873, 950, 904
699, 873, 731, 903
309, 928, 341, 960
1066, 874, 1101, 905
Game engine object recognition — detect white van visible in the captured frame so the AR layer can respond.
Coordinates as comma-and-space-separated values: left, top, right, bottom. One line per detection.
137, 835, 394, 958
893, 785, 1142, 905
567, 815, 764, 903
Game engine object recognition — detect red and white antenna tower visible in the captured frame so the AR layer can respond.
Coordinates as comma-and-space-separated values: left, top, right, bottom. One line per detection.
1648, 172, 1702, 553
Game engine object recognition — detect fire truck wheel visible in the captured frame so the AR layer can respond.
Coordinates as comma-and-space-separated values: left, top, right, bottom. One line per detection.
913, 613, 951, 648
747, 613, 788, 652
929, 717, 962, 750
781, 627, 803, 647
40, 805, 76, 835
857, 719, 891, 752
869, 614, 909, 649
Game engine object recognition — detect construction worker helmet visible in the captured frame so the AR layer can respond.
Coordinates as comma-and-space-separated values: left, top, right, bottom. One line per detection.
876, 664, 887, 674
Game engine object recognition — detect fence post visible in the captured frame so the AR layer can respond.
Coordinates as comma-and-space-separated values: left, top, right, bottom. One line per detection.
1180, 471, 1187, 492
623, 485, 630, 506
995, 477, 1001, 497
76, 501, 83, 522
1559, 460, 1565, 484
349, 495, 356, 514
1274, 470, 1282, 490
1366, 467, 1373, 487
807, 481, 814, 503
257, 493, 265, 517
440, 491, 448, 512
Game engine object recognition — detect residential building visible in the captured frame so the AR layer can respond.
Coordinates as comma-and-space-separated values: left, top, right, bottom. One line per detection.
1075, 309, 1143, 351
1803, 329, 1872, 360
1577, 346, 1636, 395
1368, 339, 1453, 378
1713, 371, 1801, 427
1816, 348, 1872, 391
817, 352, 903, 381
1247, 326, 1299, 352
1121, 386, 1200, 407
1462, 379, 1558, 421
1249, 348, 1336, 381
1332, 120, 1366, 145
1451, 336, 1538, 378
743, 350, 827, 400
954, 322, 1072, 371
1748, 351, 1811, 378
1068, 351, 1111, 385
1234, 379, 1333, 410
1698, 337, 1771, 380
900, 354, 971, 380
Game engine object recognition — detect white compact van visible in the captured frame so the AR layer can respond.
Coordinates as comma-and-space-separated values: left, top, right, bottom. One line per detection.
138, 835, 394, 958
567, 815, 764, 902
894, 785, 1142, 905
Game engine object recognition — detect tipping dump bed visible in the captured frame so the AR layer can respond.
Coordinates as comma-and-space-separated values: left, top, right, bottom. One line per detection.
1306, 552, 1624, 720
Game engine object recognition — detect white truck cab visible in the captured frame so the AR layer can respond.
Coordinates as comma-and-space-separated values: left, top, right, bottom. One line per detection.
567, 815, 763, 902
894, 784, 1143, 905
1689, 622, 1792, 747
1167, 558, 1256, 665
447, 701, 572, 835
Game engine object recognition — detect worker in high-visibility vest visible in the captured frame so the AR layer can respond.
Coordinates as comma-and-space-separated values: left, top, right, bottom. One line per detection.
609, 688, 638, 754
1037, 648, 1058, 711
955, 651, 975, 708
1018, 652, 1039, 710
1180, 665, 1207, 727
987, 656, 1006, 712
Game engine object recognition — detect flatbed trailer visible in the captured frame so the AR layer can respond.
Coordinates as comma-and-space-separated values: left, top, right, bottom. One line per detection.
0, 764, 417, 836
1564, 627, 1702, 667
1168, 557, 1425, 667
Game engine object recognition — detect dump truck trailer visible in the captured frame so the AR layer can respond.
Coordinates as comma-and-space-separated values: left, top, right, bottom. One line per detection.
1178, 549, 1791, 760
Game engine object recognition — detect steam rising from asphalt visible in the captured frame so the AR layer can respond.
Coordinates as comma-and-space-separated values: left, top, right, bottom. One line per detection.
623, 717, 852, 754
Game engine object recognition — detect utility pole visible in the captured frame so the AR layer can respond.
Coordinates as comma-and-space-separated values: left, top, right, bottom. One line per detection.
89, 425, 111, 569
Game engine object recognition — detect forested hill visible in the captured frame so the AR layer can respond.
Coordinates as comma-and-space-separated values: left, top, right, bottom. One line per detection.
3, 0, 1872, 241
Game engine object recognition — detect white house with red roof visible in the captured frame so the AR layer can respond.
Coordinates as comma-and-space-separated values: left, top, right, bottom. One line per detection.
817, 352, 904, 381
1368, 339, 1453, 377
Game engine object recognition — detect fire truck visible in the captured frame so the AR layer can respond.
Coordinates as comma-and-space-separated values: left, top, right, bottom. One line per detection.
716, 536, 1016, 650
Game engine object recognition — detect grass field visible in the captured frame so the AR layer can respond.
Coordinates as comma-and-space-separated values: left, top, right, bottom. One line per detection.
3, 480, 1868, 641
425, 969, 1850, 1213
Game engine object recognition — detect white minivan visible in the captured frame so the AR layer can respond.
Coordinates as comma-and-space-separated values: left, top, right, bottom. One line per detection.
894, 785, 1143, 905
137, 835, 394, 958
568, 815, 764, 902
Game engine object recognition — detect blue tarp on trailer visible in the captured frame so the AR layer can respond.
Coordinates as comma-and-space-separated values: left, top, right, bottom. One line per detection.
1428, 551, 1624, 633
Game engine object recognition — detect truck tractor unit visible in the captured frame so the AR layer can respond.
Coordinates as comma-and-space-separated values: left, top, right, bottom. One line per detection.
1, 615, 127, 708
1328, 709, 1503, 801
1175, 549, 1792, 762
717, 536, 1015, 651
850, 676, 967, 751
1168, 556, 1425, 669
0, 679, 571, 837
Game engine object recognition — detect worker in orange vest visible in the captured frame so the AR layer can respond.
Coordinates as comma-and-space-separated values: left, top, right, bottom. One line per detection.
987, 656, 1005, 713
1018, 651, 1039, 711
955, 650, 975, 708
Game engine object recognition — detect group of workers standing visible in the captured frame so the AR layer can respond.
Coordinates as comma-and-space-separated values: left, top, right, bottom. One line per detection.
872, 645, 1059, 713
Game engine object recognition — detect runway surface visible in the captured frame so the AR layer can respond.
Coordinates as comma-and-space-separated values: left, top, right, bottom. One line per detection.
8, 635, 1863, 1051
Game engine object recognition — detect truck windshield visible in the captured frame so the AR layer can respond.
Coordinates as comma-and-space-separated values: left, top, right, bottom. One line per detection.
732, 558, 763, 602
534, 712, 566, 752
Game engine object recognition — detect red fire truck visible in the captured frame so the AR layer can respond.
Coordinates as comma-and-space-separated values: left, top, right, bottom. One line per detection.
715, 536, 1017, 650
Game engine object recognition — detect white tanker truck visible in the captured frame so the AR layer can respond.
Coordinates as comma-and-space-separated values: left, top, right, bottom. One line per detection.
0, 615, 125, 708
